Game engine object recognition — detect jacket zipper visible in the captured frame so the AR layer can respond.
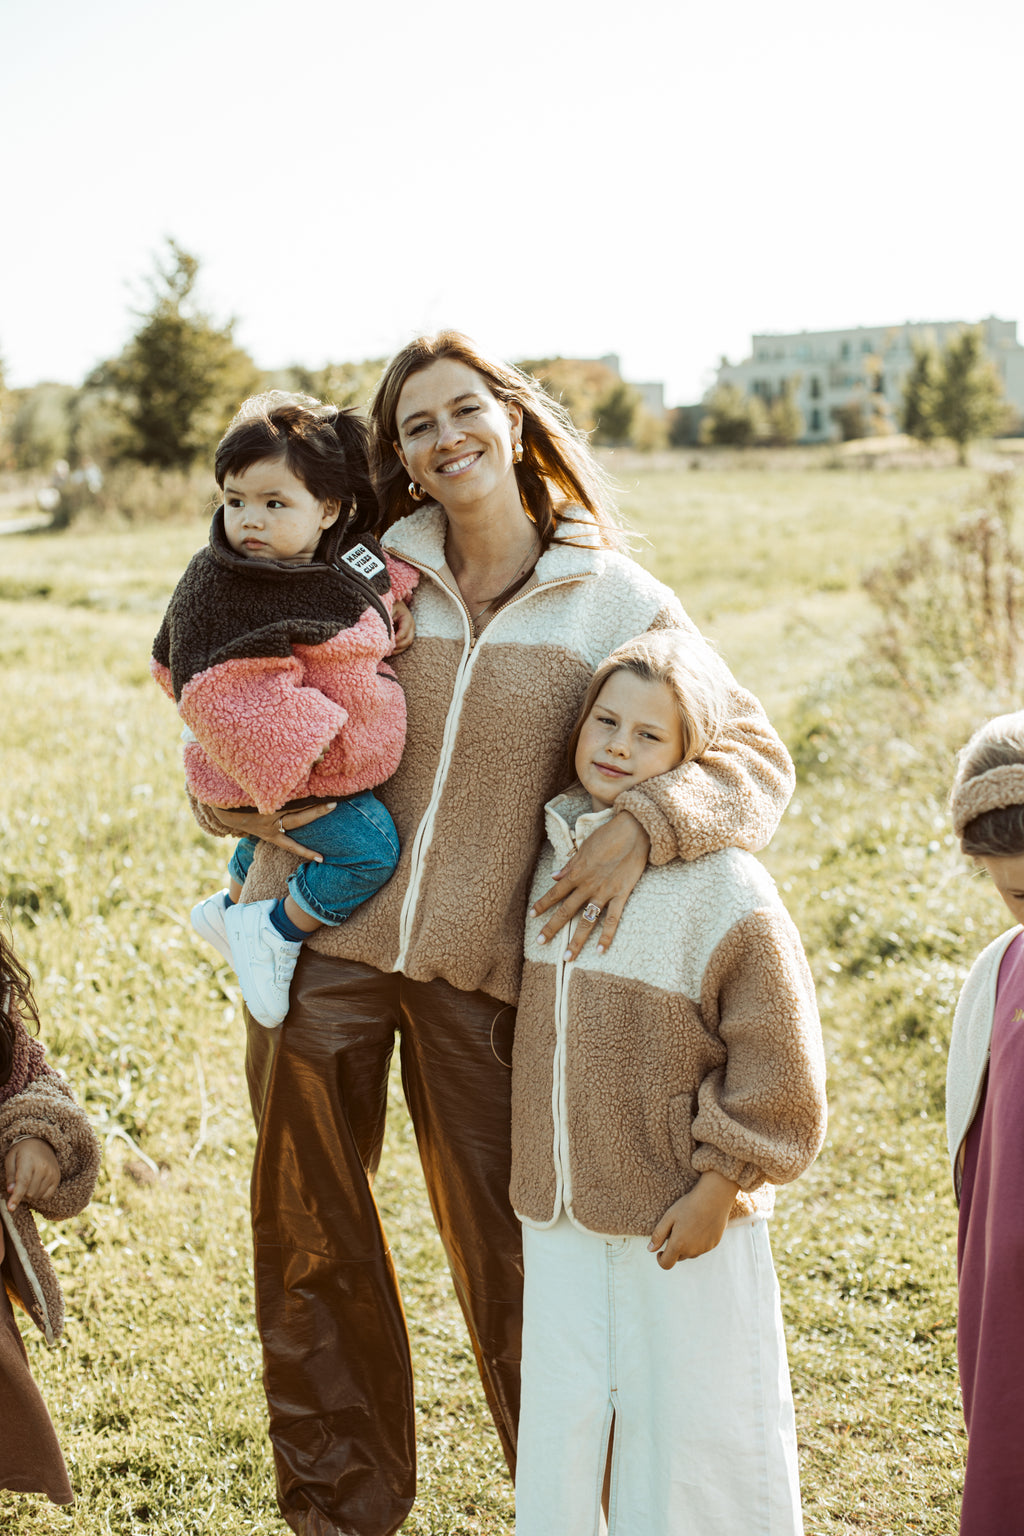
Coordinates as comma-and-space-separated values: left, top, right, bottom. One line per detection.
550, 830, 582, 1214
389, 563, 595, 971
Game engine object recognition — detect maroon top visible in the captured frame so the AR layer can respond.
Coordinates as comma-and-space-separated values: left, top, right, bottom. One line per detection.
957, 929, 1024, 1534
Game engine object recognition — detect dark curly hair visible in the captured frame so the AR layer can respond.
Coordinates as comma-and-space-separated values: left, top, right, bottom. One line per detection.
215, 391, 381, 546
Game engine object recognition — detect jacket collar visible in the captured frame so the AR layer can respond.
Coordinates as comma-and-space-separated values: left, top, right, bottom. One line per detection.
206, 507, 341, 577
382, 504, 605, 585
543, 789, 615, 864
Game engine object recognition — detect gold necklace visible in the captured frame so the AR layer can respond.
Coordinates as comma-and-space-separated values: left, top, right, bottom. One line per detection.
470, 538, 542, 625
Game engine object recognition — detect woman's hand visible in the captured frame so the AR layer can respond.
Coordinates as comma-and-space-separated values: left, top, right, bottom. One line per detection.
391, 599, 416, 655
531, 811, 650, 960
6, 1137, 61, 1213
206, 802, 337, 861
647, 1171, 740, 1270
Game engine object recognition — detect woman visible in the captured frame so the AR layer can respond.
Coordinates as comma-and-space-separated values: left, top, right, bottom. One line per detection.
200, 333, 794, 1536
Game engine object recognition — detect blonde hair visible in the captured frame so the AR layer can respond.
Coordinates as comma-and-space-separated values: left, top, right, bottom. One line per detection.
951, 711, 1024, 856
368, 330, 624, 549
567, 630, 731, 778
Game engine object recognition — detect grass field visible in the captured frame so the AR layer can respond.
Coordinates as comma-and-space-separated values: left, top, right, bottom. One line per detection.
0, 460, 1016, 1533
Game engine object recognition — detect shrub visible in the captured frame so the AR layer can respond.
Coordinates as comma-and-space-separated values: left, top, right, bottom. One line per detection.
51, 461, 216, 529
862, 470, 1021, 697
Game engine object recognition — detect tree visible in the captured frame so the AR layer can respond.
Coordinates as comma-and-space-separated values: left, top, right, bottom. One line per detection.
8, 382, 76, 470
831, 396, 869, 442
96, 239, 260, 468
699, 384, 767, 447
933, 326, 1008, 465
592, 381, 641, 446
901, 341, 941, 443
518, 356, 620, 434
0, 350, 10, 469
765, 379, 804, 446
279, 359, 387, 414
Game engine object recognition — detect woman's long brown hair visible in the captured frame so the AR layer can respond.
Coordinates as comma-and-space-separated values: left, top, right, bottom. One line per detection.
368, 331, 626, 551
0, 922, 39, 1087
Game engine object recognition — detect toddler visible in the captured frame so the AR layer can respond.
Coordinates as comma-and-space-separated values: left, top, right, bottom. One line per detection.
153, 393, 417, 1026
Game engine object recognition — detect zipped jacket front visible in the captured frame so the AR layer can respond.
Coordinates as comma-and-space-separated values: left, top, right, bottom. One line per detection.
227, 505, 797, 1006
511, 792, 827, 1235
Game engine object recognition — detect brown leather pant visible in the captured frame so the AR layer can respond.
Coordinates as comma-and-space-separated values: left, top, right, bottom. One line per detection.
244, 948, 523, 1536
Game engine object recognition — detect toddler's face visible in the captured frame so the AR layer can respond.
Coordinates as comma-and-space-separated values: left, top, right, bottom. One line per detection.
979, 852, 1024, 927
223, 456, 339, 566
575, 671, 685, 811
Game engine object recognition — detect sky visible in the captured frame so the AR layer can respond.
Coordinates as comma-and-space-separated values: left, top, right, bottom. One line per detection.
2, 0, 1022, 407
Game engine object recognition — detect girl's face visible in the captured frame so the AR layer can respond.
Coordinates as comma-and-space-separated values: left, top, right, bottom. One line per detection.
393, 358, 523, 513
223, 457, 339, 566
575, 671, 686, 811
979, 852, 1024, 927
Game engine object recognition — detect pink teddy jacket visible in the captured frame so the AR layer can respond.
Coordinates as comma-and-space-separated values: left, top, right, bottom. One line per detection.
151, 510, 419, 814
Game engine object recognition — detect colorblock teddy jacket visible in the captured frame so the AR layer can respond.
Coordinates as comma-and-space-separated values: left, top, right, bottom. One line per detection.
152, 510, 419, 814
511, 794, 827, 1235
0, 991, 101, 1344
203, 505, 797, 1006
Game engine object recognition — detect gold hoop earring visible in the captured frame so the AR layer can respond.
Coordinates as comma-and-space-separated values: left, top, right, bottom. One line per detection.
408, 481, 426, 502
513, 440, 524, 464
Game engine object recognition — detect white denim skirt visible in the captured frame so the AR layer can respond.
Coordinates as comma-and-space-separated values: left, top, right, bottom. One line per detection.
516, 1212, 803, 1536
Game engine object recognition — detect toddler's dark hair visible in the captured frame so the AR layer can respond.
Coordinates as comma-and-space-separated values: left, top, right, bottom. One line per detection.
215, 392, 381, 544
0, 920, 40, 1088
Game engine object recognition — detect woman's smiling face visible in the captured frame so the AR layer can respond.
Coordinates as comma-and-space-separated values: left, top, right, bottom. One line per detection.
394, 358, 522, 511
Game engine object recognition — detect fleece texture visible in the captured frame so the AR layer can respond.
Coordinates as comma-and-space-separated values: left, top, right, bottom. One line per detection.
510, 793, 827, 1235
205, 505, 796, 1006
945, 925, 1018, 1199
152, 510, 418, 814
0, 997, 101, 1342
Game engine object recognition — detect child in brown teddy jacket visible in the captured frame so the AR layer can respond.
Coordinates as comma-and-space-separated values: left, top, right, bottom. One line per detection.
0, 923, 101, 1505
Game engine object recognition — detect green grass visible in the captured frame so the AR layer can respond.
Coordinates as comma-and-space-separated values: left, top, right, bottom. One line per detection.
0, 463, 1008, 1532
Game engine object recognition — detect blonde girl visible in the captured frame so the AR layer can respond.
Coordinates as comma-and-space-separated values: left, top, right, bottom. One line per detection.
512, 631, 827, 1536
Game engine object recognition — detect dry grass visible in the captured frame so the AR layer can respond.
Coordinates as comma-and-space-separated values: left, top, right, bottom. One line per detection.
1, 462, 1007, 1532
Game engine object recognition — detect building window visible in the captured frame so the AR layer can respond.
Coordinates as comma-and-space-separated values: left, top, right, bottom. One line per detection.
810, 408, 822, 432
809, 376, 821, 399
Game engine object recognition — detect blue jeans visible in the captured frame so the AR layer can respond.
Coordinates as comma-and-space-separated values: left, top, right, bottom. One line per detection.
228, 790, 399, 926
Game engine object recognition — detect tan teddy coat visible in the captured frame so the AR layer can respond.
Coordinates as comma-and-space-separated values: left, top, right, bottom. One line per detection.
511, 793, 827, 1235
221, 508, 797, 1006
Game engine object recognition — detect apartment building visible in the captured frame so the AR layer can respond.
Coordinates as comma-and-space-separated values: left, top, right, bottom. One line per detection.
715, 317, 1024, 441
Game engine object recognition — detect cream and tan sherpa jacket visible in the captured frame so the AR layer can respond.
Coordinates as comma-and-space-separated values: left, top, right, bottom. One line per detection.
511, 793, 827, 1236
209, 507, 796, 1006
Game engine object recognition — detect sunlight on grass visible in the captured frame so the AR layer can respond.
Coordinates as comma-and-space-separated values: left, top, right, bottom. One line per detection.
2, 461, 1000, 1532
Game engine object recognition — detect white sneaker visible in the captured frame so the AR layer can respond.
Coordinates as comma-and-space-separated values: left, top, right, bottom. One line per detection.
224, 899, 302, 1029
190, 890, 234, 966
